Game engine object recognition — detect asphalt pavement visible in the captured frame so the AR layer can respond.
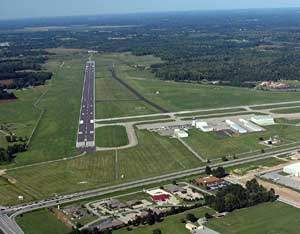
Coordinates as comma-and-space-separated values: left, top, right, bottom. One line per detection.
76, 61, 96, 151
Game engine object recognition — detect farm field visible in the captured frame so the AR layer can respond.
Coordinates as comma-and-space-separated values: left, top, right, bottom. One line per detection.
5, 130, 202, 202
16, 209, 72, 234
271, 107, 300, 114
182, 123, 300, 160
114, 207, 214, 234
95, 126, 129, 147
207, 202, 300, 234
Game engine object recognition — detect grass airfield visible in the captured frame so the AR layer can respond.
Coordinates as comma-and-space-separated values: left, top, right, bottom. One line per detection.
1, 51, 300, 206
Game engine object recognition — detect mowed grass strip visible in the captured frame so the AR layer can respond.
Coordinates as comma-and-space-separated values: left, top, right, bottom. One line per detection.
183, 123, 300, 160
183, 129, 266, 159
271, 107, 300, 114
114, 207, 214, 234
1, 56, 88, 166
96, 100, 159, 119
7, 130, 203, 199
176, 108, 246, 117
116, 130, 203, 180
96, 126, 129, 147
8, 152, 116, 197
16, 209, 72, 234
97, 115, 170, 124
113, 55, 300, 111
207, 202, 300, 234
251, 102, 300, 110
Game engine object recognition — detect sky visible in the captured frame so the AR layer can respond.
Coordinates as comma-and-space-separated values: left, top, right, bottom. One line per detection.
1, 0, 300, 20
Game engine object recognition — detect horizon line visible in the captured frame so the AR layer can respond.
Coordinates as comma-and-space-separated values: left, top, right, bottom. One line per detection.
1, 6, 300, 22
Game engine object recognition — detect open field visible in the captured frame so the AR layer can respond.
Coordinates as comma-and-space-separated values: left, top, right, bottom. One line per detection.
183, 129, 266, 160
271, 107, 300, 114
114, 207, 214, 234
207, 202, 300, 234
14, 56, 87, 165
94, 54, 159, 118
176, 108, 246, 117
95, 126, 129, 147
16, 209, 72, 234
4, 130, 202, 202
108, 54, 300, 111
96, 101, 159, 119
183, 123, 300, 160
0, 86, 46, 150
96, 115, 170, 124
251, 102, 300, 110
181, 112, 266, 121
227, 157, 286, 176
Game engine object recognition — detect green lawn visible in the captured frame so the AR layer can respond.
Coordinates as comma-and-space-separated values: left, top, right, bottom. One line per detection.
94, 54, 159, 119
113, 55, 300, 111
96, 115, 170, 124
0, 55, 88, 167
251, 102, 300, 110
96, 100, 158, 119
0, 86, 46, 153
207, 202, 300, 234
271, 107, 300, 114
182, 123, 300, 160
16, 209, 72, 234
114, 207, 214, 234
95, 126, 129, 147
176, 108, 246, 117
5, 130, 202, 203
183, 129, 266, 160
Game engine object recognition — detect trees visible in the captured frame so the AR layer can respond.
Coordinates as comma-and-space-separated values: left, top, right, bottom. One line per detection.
153, 229, 162, 234
205, 166, 212, 175
205, 178, 277, 213
186, 213, 198, 223
212, 167, 226, 178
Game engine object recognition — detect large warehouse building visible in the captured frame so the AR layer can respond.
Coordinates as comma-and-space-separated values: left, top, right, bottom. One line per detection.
250, 115, 275, 126
283, 162, 300, 177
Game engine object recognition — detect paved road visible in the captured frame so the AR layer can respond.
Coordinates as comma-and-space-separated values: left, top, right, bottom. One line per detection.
76, 61, 96, 151
0, 215, 23, 234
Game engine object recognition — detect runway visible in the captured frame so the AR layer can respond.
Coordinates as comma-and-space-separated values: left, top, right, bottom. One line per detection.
76, 60, 96, 151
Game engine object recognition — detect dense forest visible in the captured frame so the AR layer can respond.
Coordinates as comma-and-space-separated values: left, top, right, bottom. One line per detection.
2, 9, 300, 87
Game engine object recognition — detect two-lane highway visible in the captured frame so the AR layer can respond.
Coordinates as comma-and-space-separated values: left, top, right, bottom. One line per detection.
76, 61, 96, 151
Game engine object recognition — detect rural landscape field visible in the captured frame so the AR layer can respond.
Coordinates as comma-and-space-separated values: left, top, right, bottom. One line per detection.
1, 3, 300, 234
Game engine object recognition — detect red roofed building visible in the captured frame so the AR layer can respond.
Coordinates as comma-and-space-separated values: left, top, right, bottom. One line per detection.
151, 194, 171, 201
195, 176, 221, 185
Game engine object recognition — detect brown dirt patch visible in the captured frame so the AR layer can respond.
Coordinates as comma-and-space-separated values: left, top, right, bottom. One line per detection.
0, 99, 16, 104
0, 79, 13, 85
